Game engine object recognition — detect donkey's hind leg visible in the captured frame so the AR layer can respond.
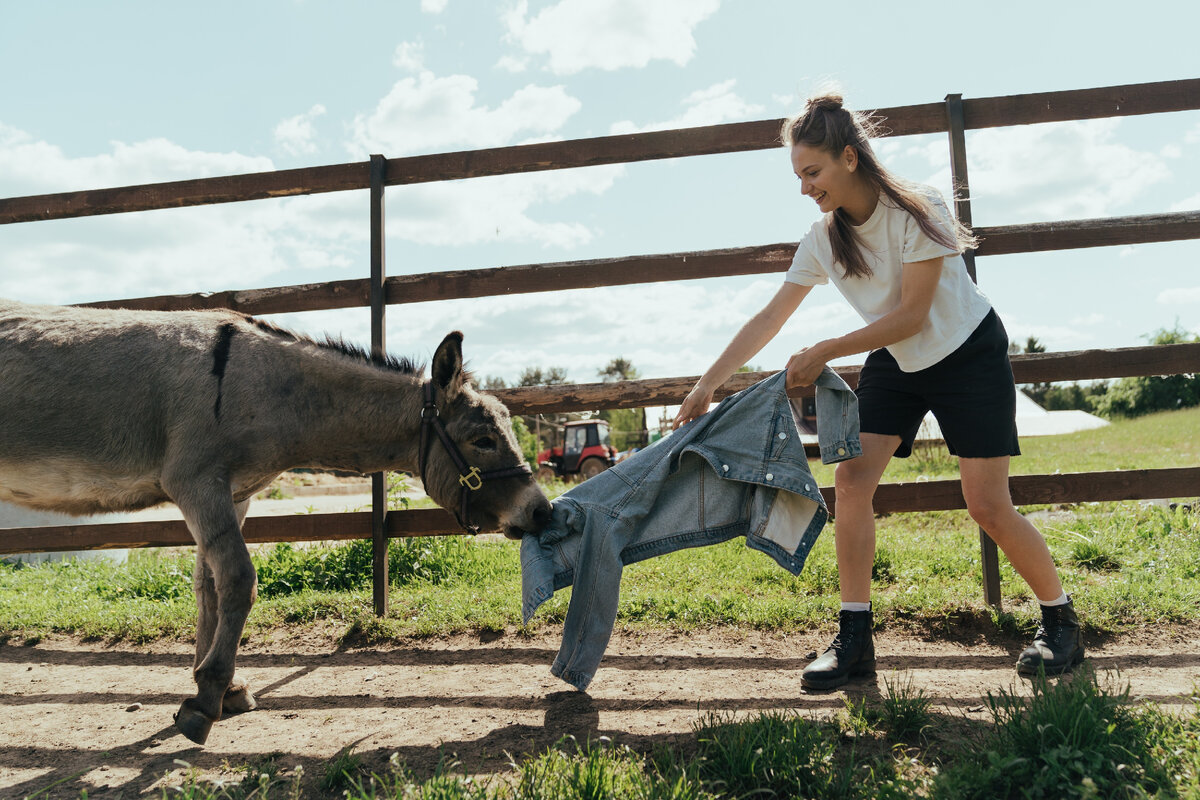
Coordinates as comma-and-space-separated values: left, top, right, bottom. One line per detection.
192, 499, 257, 719
174, 490, 258, 745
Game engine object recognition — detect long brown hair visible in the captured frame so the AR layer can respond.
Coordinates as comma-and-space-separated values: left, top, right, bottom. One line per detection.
782, 94, 978, 279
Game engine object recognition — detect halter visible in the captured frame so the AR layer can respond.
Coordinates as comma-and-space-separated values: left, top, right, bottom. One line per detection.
418, 381, 533, 534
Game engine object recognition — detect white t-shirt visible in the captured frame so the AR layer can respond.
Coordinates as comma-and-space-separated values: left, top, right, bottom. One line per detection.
784, 187, 992, 372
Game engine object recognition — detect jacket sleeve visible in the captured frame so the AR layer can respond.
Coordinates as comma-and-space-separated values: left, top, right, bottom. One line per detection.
550, 509, 625, 691
815, 367, 862, 464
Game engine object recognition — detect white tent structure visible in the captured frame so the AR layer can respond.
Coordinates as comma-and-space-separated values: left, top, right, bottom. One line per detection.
916, 389, 1108, 442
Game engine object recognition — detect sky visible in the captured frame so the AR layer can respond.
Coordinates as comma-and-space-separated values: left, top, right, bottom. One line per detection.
2, 0, 1197, 390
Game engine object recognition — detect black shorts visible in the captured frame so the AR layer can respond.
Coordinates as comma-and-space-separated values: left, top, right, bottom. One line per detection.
856, 308, 1020, 459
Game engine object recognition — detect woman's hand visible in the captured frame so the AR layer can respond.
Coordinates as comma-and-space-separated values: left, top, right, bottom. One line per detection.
673, 384, 715, 429
786, 343, 830, 389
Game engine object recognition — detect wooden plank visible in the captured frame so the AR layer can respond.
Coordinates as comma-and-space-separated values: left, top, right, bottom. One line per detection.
975, 211, 1200, 256
849, 467, 1200, 516
5, 79, 1196, 225
4, 468, 1195, 555
962, 78, 1200, 130
0, 163, 370, 225
77, 208, 1200, 317
490, 343, 1200, 415
0, 103, 942, 225
369, 154, 390, 617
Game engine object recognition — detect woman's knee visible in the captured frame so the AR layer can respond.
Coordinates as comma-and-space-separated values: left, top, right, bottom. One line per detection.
835, 461, 879, 502
965, 495, 1016, 531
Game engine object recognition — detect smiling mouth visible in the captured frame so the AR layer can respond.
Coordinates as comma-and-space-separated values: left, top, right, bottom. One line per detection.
814, 191, 827, 204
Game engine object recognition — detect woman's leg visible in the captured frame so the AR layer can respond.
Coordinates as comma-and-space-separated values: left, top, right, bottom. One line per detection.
833, 432, 900, 602
802, 432, 898, 690
959, 456, 1083, 675
958, 456, 1063, 601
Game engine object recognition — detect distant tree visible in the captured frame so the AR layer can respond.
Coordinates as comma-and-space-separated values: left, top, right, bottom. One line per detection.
737, 364, 763, 373
598, 357, 640, 382
597, 357, 645, 450
511, 416, 539, 467
481, 375, 507, 390
517, 366, 569, 387
1014, 336, 1052, 405
1092, 325, 1200, 418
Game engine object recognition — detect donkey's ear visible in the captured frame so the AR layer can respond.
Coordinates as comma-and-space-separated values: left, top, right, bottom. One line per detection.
432, 331, 465, 398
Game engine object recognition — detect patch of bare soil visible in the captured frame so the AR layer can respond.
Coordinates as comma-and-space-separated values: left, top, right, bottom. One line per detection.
1, 625, 1197, 799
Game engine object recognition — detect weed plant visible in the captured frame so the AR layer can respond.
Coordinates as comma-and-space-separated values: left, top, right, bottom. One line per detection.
38, 669, 1194, 799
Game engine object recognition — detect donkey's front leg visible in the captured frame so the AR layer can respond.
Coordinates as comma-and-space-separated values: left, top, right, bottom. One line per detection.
174, 491, 258, 745
192, 499, 257, 719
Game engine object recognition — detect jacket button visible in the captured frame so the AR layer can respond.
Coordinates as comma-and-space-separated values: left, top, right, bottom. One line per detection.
765, 473, 774, 481
722, 464, 729, 472
837, 447, 846, 455
778, 432, 787, 440
805, 483, 811, 491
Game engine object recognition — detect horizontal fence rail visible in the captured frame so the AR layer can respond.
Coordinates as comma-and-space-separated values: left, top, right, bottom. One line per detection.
74, 209, 1200, 317
2, 79, 1197, 226
4, 467, 1196, 555
489, 343, 1200, 415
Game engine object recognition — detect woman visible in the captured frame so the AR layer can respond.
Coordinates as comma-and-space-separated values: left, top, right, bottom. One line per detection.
673, 94, 1083, 689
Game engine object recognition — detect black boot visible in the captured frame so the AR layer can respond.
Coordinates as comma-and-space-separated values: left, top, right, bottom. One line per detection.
802, 608, 876, 690
1016, 598, 1085, 676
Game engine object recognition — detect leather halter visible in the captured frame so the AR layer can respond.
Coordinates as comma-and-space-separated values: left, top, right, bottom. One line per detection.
418, 381, 532, 534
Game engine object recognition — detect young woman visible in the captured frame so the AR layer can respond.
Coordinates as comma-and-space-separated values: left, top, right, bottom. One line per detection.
673, 94, 1083, 689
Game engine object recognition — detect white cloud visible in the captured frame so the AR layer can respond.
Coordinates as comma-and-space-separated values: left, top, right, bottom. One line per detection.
273, 104, 327, 156
0, 123, 363, 305
610, 80, 764, 134
504, 0, 720, 75
393, 41, 425, 72
1171, 193, 1200, 212
1157, 286, 1200, 305
347, 71, 581, 156
930, 119, 1173, 221
421, 0, 448, 12
495, 54, 528, 73
0, 123, 273, 196
1070, 313, 1106, 326
386, 166, 622, 248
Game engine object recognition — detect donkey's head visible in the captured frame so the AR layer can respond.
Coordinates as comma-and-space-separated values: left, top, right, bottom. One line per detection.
419, 332, 551, 538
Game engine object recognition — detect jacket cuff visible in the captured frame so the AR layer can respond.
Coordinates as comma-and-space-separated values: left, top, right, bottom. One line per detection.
820, 438, 861, 464
550, 658, 594, 692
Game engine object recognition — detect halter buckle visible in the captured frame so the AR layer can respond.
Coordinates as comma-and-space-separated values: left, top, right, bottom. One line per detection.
458, 466, 483, 491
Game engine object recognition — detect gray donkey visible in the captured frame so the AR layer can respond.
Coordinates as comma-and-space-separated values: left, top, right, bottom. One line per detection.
0, 297, 551, 744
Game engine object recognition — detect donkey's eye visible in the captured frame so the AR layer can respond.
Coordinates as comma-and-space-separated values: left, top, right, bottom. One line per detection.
472, 437, 498, 450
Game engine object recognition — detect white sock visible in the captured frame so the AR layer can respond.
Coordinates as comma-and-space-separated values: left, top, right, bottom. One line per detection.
1039, 592, 1069, 608
840, 601, 871, 612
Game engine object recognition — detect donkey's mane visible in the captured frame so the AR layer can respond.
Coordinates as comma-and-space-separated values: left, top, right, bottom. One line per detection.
246, 316, 424, 376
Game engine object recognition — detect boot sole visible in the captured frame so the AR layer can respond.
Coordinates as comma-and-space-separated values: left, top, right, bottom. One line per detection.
1016, 647, 1085, 677
801, 662, 876, 691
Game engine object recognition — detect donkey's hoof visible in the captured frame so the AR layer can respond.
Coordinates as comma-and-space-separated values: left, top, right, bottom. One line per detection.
222, 677, 257, 715
174, 699, 217, 745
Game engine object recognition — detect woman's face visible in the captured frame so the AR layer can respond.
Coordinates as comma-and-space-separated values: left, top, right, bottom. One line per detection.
790, 143, 860, 215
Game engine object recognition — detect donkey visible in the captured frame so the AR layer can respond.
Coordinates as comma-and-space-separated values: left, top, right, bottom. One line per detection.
0, 297, 550, 745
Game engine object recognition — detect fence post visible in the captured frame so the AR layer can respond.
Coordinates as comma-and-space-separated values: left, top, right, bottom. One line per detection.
369, 154, 389, 617
945, 94, 1003, 610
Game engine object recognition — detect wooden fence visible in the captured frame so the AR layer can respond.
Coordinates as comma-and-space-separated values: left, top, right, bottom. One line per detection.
2, 78, 1198, 613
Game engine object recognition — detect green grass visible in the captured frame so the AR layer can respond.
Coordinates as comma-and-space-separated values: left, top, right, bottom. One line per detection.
145, 669, 1200, 800
2, 499, 1198, 644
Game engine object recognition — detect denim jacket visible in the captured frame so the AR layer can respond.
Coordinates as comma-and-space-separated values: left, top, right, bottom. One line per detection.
520, 369, 860, 691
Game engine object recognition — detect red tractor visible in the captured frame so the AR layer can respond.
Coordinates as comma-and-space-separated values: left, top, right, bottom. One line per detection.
536, 419, 618, 482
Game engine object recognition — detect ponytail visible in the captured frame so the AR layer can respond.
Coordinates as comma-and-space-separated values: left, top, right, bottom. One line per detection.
782, 94, 978, 279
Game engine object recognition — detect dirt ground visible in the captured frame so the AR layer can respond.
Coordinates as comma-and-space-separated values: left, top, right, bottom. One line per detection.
1, 623, 1198, 799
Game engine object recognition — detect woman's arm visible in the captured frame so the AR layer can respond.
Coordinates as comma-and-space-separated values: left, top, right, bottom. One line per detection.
673, 281, 813, 428
786, 257, 943, 388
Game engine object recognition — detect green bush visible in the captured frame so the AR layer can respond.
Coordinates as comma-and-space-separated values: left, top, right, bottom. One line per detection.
1092, 325, 1200, 419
